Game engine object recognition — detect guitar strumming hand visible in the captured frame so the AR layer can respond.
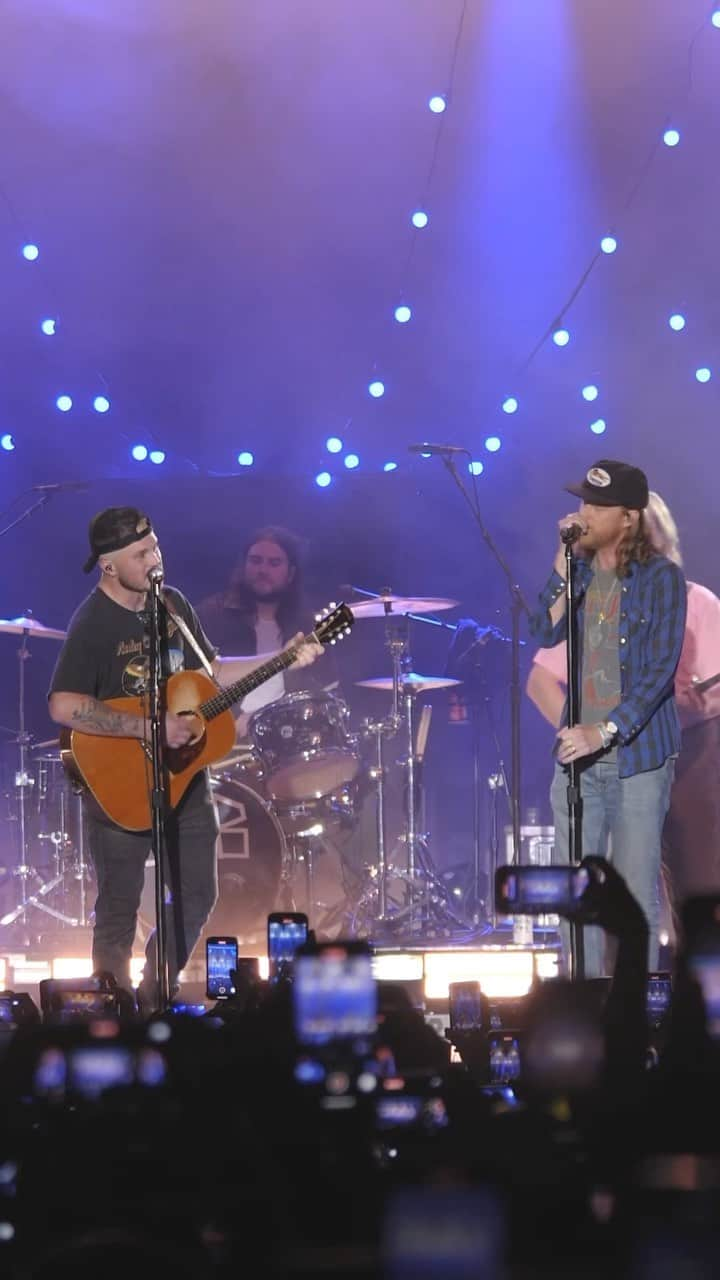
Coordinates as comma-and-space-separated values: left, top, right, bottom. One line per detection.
55, 604, 352, 831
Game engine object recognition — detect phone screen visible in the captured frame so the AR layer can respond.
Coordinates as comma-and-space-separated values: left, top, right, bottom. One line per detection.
448, 981, 483, 1032
206, 937, 239, 999
496, 865, 589, 915
646, 972, 672, 1027
268, 915, 309, 982
293, 947, 377, 1046
67, 1046, 134, 1099
488, 1034, 522, 1083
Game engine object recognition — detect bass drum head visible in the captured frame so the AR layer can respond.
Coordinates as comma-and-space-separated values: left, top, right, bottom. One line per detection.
205, 770, 286, 945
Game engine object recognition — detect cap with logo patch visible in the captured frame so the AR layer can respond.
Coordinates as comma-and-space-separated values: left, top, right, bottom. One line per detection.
565, 460, 649, 510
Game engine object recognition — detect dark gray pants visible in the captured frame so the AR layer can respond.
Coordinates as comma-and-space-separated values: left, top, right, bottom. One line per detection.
86, 776, 219, 1001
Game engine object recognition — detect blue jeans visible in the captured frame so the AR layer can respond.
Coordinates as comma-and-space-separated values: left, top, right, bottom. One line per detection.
550, 756, 675, 977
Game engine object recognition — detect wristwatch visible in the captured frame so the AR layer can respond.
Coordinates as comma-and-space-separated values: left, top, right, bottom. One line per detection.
597, 719, 618, 749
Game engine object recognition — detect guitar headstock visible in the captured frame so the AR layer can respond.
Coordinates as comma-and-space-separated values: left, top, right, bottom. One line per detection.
313, 602, 355, 647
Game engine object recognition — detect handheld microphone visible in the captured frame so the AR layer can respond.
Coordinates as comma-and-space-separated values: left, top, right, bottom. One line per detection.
408, 442, 467, 456
560, 523, 586, 545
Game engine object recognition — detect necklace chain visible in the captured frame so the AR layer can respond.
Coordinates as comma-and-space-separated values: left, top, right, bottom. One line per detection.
591, 574, 619, 622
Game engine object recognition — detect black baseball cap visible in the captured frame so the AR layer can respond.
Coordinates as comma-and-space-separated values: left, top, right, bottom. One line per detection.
83, 507, 153, 573
565, 460, 649, 510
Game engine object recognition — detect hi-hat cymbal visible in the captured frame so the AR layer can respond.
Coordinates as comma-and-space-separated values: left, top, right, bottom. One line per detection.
0, 616, 66, 641
349, 595, 458, 618
356, 672, 461, 692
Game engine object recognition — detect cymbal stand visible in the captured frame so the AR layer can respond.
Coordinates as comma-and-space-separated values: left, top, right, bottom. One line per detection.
0, 626, 81, 931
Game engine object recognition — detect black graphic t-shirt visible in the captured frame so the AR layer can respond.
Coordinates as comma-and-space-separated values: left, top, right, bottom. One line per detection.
49, 586, 217, 702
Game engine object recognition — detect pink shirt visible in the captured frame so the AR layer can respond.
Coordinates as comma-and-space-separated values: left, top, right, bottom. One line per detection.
533, 581, 720, 730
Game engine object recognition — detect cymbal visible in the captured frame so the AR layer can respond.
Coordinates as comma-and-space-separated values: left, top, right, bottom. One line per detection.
0, 616, 66, 641
356, 672, 461, 692
350, 595, 458, 618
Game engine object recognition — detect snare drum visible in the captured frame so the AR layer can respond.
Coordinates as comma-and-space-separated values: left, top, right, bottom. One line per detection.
249, 690, 359, 803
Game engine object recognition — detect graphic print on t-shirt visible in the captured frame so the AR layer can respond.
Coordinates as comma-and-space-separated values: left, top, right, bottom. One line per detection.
121, 648, 185, 696
582, 570, 621, 718
116, 612, 186, 695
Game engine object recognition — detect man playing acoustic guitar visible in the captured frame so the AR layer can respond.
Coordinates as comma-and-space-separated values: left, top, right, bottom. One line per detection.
48, 507, 326, 1011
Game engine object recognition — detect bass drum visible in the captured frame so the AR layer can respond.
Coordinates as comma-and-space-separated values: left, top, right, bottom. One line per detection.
205, 765, 287, 944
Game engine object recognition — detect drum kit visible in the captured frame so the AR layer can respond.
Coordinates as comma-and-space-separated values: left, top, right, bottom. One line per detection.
0, 615, 92, 945
205, 589, 477, 944
0, 591, 494, 951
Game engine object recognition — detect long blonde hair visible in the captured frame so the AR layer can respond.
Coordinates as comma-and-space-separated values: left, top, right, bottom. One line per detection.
615, 511, 656, 578
642, 491, 683, 566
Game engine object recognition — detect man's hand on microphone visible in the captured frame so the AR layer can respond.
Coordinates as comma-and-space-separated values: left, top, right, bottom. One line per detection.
555, 723, 604, 764
553, 513, 588, 575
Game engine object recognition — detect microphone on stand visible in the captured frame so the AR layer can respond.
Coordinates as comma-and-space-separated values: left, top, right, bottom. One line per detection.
560, 522, 586, 545
408, 442, 467, 456
148, 566, 164, 585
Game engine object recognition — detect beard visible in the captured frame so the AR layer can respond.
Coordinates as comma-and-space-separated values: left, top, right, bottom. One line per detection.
247, 583, 288, 605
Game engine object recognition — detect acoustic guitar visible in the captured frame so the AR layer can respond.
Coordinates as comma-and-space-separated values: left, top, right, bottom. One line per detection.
60, 603, 354, 831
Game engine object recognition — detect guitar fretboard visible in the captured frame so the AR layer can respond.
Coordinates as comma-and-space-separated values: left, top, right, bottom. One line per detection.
198, 641, 303, 722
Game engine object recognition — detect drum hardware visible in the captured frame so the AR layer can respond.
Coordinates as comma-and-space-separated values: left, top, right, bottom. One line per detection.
351, 590, 470, 939
0, 614, 87, 937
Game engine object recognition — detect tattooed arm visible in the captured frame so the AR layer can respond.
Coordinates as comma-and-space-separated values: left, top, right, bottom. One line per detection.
48, 692, 146, 738
48, 692, 197, 748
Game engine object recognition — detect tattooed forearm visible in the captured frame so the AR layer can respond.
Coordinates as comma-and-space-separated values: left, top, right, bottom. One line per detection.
70, 698, 144, 738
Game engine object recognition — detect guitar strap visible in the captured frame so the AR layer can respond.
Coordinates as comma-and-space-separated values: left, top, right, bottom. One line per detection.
160, 595, 220, 685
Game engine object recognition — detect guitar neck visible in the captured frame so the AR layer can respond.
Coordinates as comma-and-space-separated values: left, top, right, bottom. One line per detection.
198, 634, 313, 722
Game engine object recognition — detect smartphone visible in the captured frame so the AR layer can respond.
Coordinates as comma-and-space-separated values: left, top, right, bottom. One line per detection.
495, 864, 589, 916
267, 912, 309, 983
488, 997, 527, 1031
38, 977, 119, 1022
293, 941, 377, 1047
205, 935, 239, 1000
646, 971, 672, 1029
488, 1032, 522, 1084
448, 981, 483, 1033
375, 1087, 448, 1134
67, 1045, 134, 1099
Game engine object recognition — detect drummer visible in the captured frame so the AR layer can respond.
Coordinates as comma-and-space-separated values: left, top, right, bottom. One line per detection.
198, 525, 333, 738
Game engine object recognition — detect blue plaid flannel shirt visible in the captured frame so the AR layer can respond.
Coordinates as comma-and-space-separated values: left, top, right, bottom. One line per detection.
529, 554, 687, 778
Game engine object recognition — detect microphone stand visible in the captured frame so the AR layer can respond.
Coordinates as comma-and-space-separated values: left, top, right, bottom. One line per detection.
0, 490, 52, 539
147, 573, 170, 1010
435, 453, 530, 869
563, 540, 585, 980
